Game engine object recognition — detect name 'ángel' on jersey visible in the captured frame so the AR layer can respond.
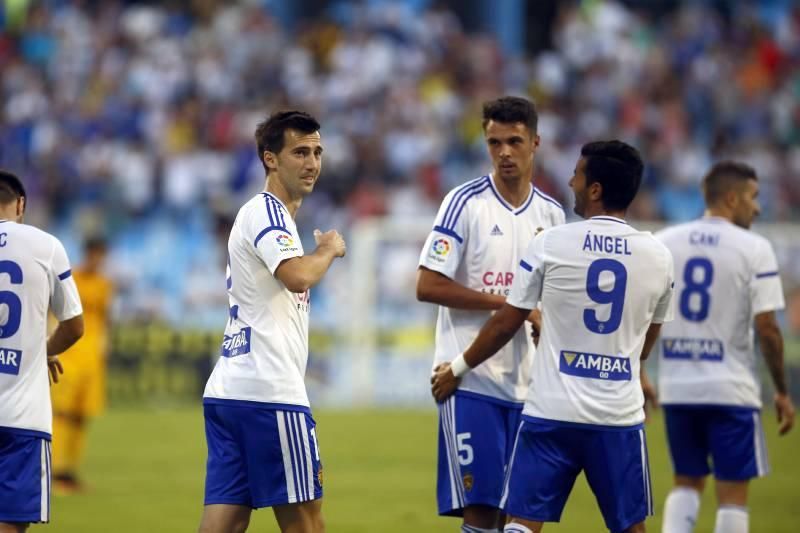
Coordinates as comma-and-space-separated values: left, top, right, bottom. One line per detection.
656, 217, 785, 408
203, 192, 312, 408
507, 217, 674, 426
0, 221, 83, 437
419, 175, 565, 403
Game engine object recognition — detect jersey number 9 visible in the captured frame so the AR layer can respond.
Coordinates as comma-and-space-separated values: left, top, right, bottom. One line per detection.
584, 259, 627, 334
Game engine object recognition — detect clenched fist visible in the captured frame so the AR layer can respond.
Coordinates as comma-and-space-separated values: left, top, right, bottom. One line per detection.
314, 229, 346, 257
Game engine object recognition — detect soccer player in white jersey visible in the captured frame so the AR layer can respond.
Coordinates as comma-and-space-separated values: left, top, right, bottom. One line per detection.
198, 111, 346, 533
655, 161, 795, 533
418, 96, 565, 532
0, 170, 84, 532
433, 140, 675, 533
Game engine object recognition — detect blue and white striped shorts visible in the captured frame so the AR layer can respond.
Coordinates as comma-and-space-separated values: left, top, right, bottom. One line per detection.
0, 430, 51, 524
203, 400, 322, 508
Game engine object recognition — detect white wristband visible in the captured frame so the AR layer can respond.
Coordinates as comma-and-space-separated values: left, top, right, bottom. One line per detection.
450, 353, 471, 378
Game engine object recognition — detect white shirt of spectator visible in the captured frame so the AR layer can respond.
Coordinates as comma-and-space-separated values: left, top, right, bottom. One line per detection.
419, 175, 565, 404
656, 217, 785, 408
0, 221, 83, 437
507, 217, 674, 427
203, 193, 312, 408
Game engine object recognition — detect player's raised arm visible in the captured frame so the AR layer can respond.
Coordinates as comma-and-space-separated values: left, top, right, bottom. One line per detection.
274, 228, 346, 293
431, 232, 547, 402
754, 310, 795, 435
430, 302, 530, 402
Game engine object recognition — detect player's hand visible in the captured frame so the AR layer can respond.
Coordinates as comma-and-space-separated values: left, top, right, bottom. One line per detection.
314, 229, 346, 258
527, 309, 542, 346
431, 362, 459, 403
774, 393, 795, 435
641, 372, 659, 422
47, 355, 64, 385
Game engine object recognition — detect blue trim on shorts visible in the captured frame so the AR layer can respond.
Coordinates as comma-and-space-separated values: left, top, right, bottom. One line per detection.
522, 415, 643, 432
660, 403, 759, 412
202, 397, 311, 415
0, 426, 51, 440
456, 389, 524, 409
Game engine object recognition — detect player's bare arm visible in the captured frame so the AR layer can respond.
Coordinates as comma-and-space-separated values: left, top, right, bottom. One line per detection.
754, 310, 795, 435
416, 267, 505, 310
431, 303, 529, 402
274, 229, 345, 293
639, 322, 662, 361
45, 314, 84, 384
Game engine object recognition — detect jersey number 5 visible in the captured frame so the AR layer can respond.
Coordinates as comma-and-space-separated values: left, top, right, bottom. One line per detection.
584, 259, 627, 334
0, 260, 23, 339
679, 257, 713, 322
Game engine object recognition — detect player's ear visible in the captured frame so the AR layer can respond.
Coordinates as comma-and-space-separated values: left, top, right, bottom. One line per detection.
589, 181, 603, 202
263, 150, 278, 172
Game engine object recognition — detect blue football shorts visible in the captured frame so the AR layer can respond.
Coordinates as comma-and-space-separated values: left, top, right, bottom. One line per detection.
0, 430, 51, 524
663, 404, 769, 481
437, 390, 522, 516
203, 400, 323, 509
501, 417, 653, 533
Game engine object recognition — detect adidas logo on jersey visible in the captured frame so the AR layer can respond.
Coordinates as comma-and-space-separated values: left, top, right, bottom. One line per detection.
490, 225, 503, 236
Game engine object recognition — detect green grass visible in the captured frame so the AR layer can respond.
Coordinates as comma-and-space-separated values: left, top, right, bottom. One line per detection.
46, 408, 799, 532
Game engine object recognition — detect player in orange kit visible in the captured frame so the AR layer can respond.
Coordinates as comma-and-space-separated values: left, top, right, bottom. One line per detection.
51, 237, 114, 493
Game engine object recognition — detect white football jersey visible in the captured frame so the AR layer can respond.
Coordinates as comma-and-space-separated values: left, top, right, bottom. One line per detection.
507, 217, 674, 426
0, 221, 82, 437
656, 217, 785, 408
204, 192, 312, 408
419, 175, 565, 403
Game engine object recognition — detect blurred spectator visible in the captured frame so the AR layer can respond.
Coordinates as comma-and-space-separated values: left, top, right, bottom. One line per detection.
1, 0, 799, 324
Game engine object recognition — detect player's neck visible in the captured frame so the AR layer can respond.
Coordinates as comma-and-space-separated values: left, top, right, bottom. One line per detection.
264, 178, 302, 218
0, 207, 18, 222
704, 208, 732, 223
490, 174, 531, 208
585, 204, 626, 220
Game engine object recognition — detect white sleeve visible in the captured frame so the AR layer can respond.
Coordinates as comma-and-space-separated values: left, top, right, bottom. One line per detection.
248, 202, 304, 275
49, 237, 83, 321
652, 248, 675, 324
750, 238, 785, 314
418, 188, 470, 279
507, 231, 547, 311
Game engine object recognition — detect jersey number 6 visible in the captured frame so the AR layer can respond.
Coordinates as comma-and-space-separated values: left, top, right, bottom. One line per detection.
584, 259, 627, 334
0, 260, 23, 339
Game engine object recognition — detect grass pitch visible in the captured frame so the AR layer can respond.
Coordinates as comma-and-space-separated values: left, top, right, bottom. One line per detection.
47, 408, 799, 532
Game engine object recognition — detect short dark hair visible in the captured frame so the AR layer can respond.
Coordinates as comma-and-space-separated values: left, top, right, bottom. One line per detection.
0, 169, 26, 205
482, 96, 538, 133
702, 161, 757, 206
254, 111, 321, 173
580, 140, 644, 211
85, 236, 109, 254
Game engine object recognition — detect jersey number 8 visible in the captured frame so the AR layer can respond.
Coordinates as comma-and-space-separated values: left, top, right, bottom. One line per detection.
679, 257, 713, 322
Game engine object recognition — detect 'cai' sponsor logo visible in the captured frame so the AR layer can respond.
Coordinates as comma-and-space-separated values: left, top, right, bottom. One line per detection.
481, 271, 514, 295
276, 234, 294, 247
559, 350, 632, 381
662, 337, 724, 361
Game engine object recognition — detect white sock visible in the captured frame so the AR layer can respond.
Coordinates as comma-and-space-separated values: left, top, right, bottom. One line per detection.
504, 524, 533, 533
714, 505, 748, 533
662, 487, 701, 533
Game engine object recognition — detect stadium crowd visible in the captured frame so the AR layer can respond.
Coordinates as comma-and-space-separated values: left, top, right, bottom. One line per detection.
1, 0, 799, 324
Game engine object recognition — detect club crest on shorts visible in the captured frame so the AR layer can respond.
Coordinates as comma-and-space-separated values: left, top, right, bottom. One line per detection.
318, 467, 324, 487
462, 472, 474, 491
